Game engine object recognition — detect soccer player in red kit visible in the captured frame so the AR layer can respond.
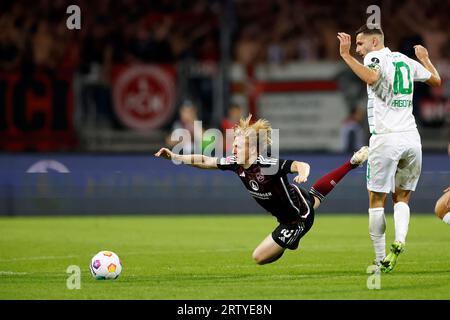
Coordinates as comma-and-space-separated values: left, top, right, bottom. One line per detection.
155, 115, 368, 264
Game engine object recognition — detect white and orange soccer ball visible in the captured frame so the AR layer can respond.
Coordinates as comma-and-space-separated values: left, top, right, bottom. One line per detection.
89, 251, 122, 280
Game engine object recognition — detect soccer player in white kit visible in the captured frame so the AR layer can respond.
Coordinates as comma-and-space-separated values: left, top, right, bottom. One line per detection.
337, 24, 441, 273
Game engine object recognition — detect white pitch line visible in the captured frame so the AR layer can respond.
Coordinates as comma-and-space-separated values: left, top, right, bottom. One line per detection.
124, 248, 251, 256
0, 249, 250, 263
0, 271, 28, 275
0, 255, 79, 262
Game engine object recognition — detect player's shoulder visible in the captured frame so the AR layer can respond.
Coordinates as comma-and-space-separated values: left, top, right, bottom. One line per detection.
364, 47, 391, 64
391, 50, 411, 61
390, 51, 422, 71
364, 52, 384, 71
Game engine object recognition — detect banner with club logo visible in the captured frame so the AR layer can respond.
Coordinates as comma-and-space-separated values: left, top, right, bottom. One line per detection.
112, 65, 177, 131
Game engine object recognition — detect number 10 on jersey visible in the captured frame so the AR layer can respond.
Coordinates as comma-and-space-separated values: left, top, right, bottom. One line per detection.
393, 62, 412, 95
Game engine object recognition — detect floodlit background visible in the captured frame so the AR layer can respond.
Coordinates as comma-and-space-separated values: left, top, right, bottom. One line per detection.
0, 0, 449, 215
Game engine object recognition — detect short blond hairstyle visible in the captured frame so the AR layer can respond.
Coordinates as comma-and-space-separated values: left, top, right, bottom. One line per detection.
234, 114, 272, 152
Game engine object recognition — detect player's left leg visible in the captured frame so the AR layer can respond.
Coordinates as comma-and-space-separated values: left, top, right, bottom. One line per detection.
379, 187, 412, 273
392, 187, 413, 244
310, 146, 368, 209
252, 235, 285, 265
253, 218, 314, 265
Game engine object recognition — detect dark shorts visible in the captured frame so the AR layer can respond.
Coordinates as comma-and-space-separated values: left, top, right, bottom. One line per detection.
272, 190, 315, 250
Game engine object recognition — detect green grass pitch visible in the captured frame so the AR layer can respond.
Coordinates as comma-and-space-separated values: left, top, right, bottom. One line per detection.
0, 214, 449, 300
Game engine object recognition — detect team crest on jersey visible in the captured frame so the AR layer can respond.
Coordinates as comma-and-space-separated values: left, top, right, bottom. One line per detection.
249, 180, 259, 191
256, 172, 264, 182
368, 57, 381, 71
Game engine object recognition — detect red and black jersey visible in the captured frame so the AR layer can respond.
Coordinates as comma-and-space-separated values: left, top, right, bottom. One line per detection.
217, 155, 314, 224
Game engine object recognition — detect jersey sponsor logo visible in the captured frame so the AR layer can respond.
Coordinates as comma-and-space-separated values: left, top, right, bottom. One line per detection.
371, 57, 380, 64
248, 190, 272, 199
249, 180, 259, 191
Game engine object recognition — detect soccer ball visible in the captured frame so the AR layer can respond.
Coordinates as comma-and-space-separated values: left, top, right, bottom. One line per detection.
89, 251, 122, 280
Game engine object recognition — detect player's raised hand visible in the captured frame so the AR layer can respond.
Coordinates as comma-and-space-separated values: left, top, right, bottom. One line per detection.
414, 45, 429, 61
154, 147, 173, 160
293, 174, 307, 184
293, 162, 310, 184
337, 32, 351, 57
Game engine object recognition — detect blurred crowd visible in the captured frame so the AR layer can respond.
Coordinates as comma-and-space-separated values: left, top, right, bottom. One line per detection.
0, 0, 221, 74
234, 0, 450, 65
0, 0, 448, 152
1, 0, 449, 74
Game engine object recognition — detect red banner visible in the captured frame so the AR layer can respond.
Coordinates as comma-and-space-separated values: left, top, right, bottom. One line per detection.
112, 65, 176, 131
0, 72, 77, 152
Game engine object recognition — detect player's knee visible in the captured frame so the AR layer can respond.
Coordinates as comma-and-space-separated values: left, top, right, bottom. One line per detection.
312, 197, 321, 210
252, 249, 285, 265
435, 200, 445, 220
369, 191, 386, 208
393, 194, 410, 204
252, 251, 266, 265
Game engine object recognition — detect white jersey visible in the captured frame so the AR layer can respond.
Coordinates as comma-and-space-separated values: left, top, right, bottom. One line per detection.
364, 47, 431, 134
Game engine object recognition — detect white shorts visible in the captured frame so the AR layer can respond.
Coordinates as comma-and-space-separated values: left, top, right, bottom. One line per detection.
367, 130, 422, 193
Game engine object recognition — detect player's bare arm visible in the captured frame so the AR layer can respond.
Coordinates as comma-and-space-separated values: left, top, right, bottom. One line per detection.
154, 147, 218, 169
337, 32, 380, 85
290, 161, 310, 184
414, 45, 442, 87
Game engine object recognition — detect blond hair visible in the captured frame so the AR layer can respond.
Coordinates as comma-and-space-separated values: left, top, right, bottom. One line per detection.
234, 114, 272, 152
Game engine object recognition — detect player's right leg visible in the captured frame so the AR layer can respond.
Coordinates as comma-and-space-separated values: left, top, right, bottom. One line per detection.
435, 187, 450, 225
368, 190, 388, 269
392, 187, 413, 245
378, 187, 410, 273
366, 134, 398, 270
309, 146, 368, 210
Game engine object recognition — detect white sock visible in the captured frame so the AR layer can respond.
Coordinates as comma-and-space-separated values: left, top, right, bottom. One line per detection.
443, 213, 450, 225
394, 202, 410, 244
369, 208, 386, 262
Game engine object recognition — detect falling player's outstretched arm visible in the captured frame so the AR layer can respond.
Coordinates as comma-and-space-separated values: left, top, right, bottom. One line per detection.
414, 45, 441, 87
154, 147, 218, 169
290, 161, 310, 184
337, 33, 380, 85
